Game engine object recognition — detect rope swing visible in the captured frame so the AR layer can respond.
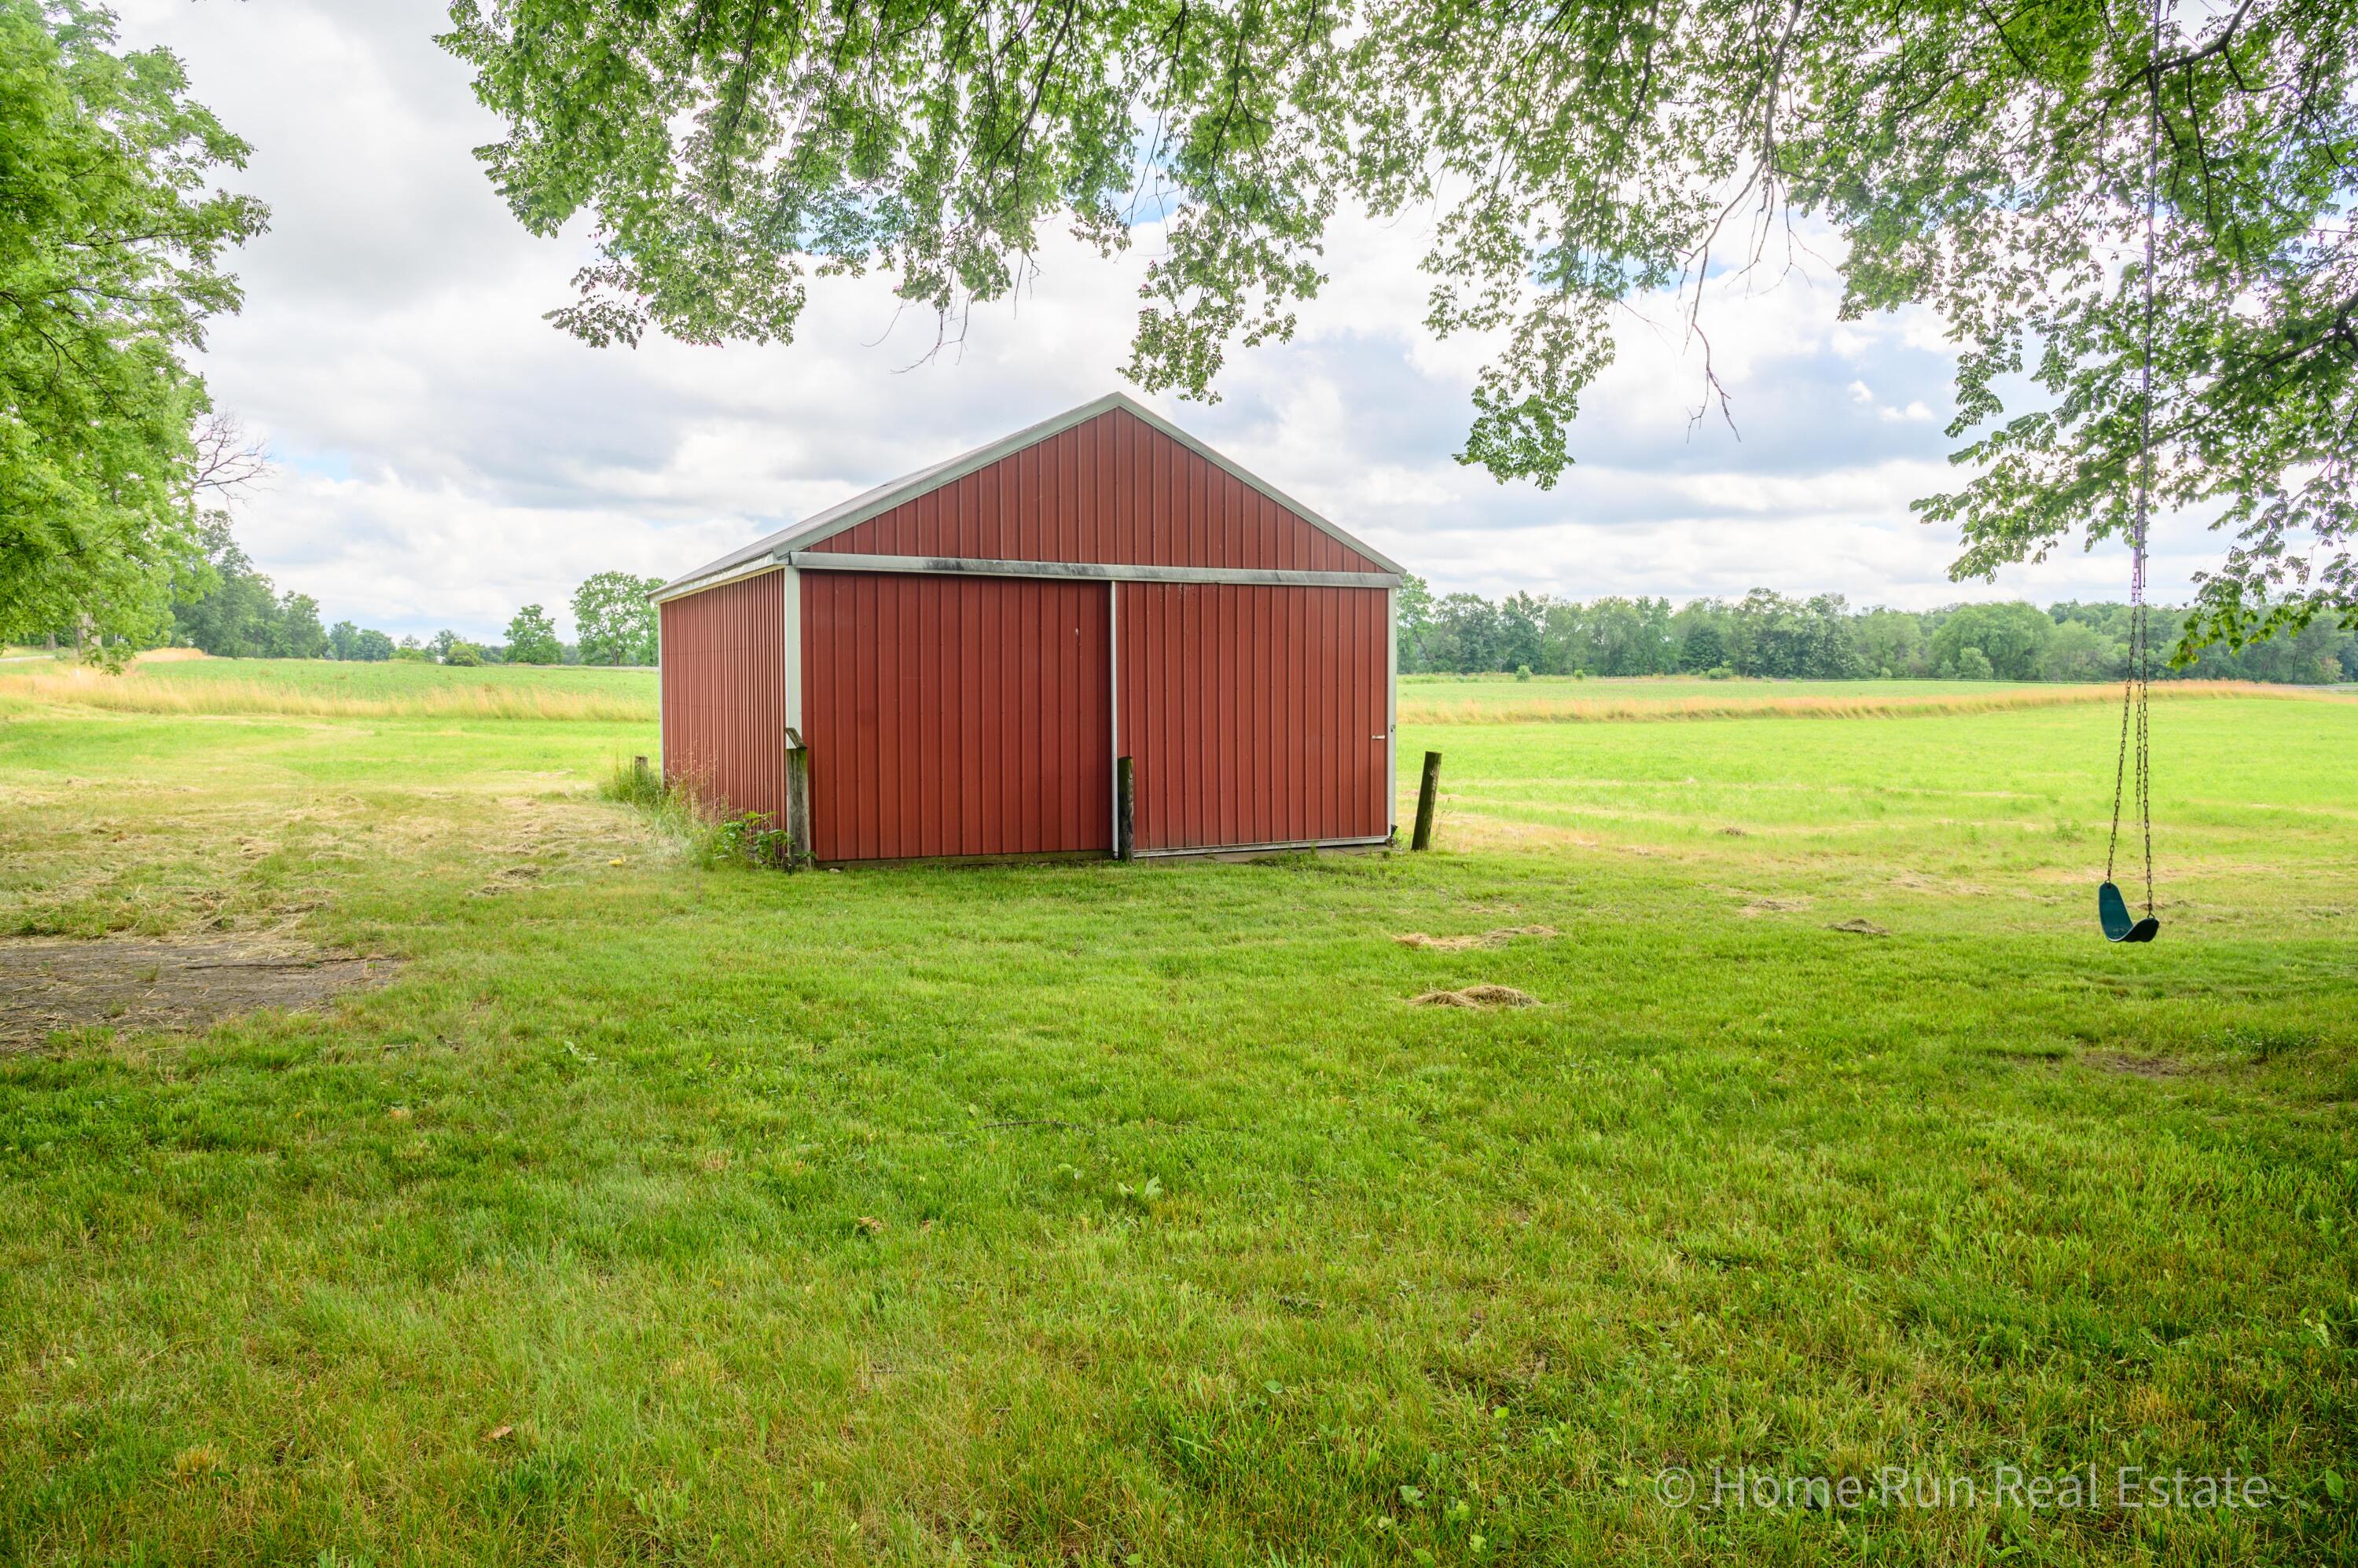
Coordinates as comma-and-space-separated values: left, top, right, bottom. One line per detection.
2099, 2, 2163, 946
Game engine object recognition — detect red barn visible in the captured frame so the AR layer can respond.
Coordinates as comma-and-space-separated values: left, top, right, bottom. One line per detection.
654, 393, 1405, 862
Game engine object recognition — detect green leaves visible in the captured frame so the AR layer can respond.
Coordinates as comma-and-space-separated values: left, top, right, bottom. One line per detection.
571, 571, 660, 666
0, 1, 265, 652
503, 604, 564, 665
442, 2, 2358, 652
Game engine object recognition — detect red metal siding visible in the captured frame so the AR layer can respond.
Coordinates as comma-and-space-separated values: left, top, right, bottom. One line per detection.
802, 572, 1111, 861
1117, 582, 1389, 852
811, 406, 1383, 573
660, 571, 786, 828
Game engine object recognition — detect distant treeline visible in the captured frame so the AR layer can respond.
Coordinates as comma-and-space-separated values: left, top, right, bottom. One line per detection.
130, 520, 660, 667
46, 523, 2353, 687
1397, 581, 2358, 685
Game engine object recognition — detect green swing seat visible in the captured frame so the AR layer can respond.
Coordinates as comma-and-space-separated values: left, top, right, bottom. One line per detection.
2098, 881, 2159, 944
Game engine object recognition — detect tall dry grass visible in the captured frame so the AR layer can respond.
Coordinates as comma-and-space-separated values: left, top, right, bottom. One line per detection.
0, 663, 656, 722
6, 657, 2342, 728
1397, 679, 2355, 725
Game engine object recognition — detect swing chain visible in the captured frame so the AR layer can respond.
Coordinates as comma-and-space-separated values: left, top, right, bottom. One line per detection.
2107, 0, 2162, 920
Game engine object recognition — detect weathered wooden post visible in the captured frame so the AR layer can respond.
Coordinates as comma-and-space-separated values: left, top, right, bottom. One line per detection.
1411, 750, 1442, 851
784, 727, 813, 868
1116, 756, 1136, 862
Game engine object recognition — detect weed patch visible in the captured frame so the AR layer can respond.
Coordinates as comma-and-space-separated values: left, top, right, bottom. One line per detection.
598, 758, 795, 869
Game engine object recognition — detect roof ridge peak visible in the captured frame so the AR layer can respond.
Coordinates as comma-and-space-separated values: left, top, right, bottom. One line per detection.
656, 392, 1399, 599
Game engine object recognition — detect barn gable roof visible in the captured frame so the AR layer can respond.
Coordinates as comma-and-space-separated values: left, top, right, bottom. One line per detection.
656, 391, 1401, 600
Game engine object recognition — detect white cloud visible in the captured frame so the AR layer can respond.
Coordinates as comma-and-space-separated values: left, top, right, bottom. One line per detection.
117, 0, 2186, 641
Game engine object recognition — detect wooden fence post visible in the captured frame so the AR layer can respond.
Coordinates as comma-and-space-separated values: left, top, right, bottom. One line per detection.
784, 729, 813, 868
1411, 750, 1442, 851
1116, 756, 1135, 862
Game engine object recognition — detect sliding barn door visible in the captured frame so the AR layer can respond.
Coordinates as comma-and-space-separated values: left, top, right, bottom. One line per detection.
801, 571, 1111, 861
1116, 582, 1390, 852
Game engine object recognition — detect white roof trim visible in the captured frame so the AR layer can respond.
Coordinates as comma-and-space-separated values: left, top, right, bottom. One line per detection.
788, 552, 1399, 588
655, 391, 1402, 599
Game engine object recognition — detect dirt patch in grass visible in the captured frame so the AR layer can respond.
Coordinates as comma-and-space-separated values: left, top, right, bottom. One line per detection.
1892, 870, 1989, 896
1394, 924, 1557, 952
0, 935, 399, 1049
1739, 898, 1811, 916
1410, 984, 1539, 1009
1826, 918, 1890, 935
2085, 1050, 2199, 1078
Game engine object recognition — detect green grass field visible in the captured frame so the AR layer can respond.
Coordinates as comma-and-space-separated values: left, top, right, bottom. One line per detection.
0, 653, 656, 721
2, 661, 2353, 1564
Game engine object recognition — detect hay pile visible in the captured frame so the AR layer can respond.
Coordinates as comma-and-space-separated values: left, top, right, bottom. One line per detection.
1409, 984, 1539, 1009
1393, 924, 1556, 952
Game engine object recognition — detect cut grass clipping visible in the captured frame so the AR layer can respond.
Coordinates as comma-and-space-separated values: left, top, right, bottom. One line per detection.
1409, 983, 1541, 1008
1394, 924, 1558, 951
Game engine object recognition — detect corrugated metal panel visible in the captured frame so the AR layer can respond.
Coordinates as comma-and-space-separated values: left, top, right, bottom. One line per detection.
1117, 582, 1389, 852
802, 571, 1111, 861
659, 570, 787, 828
811, 406, 1385, 573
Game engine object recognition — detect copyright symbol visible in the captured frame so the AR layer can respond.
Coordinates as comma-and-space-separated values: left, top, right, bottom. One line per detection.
1656, 1467, 1695, 1507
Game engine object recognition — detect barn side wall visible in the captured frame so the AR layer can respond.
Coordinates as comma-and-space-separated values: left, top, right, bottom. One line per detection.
808, 407, 1387, 574
801, 571, 1111, 862
659, 570, 787, 829
1117, 582, 1390, 853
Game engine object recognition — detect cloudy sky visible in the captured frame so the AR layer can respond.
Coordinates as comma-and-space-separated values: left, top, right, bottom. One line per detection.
116, 0, 2213, 644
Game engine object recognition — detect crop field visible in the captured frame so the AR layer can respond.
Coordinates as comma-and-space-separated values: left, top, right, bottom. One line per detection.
1394, 671, 2352, 725
0, 652, 657, 721
2, 659, 2353, 1564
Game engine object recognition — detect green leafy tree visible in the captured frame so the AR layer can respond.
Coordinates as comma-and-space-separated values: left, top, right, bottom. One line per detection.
571, 571, 662, 665
1394, 573, 1434, 674
1585, 597, 1679, 678
1539, 599, 1589, 675
1930, 602, 2052, 683
444, 641, 483, 667
441, 2, 2358, 653
1677, 620, 1728, 675
503, 604, 561, 665
0, 2, 266, 654
270, 592, 328, 659
328, 619, 399, 663
167, 516, 347, 659
2040, 620, 2120, 683
1730, 591, 1860, 680
1431, 593, 1503, 673
1634, 597, 1677, 676
1496, 592, 1548, 675
1670, 600, 1735, 674
170, 516, 274, 656
1853, 610, 1926, 680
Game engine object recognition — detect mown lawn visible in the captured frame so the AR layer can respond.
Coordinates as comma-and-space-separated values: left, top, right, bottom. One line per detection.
1, 674, 2353, 1565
